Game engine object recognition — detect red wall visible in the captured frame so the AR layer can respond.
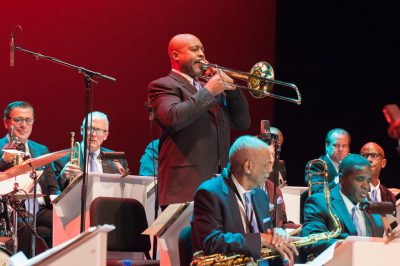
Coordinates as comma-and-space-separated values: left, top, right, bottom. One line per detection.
1, 0, 276, 174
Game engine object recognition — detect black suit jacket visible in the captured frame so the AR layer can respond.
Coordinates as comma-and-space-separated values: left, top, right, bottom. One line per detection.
148, 71, 250, 206
304, 155, 338, 194
0, 134, 60, 208
53, 145, 128, 191
191, 165, 272, 259
302, 185, 384, 256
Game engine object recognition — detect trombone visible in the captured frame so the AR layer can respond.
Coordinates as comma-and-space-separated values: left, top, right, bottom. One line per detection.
199, 61, 302, 105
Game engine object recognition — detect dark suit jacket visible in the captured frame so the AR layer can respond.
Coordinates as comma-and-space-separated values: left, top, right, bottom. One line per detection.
53, 145, 128, 191
0, 134, 60, 196
148, 71, 250, 206
304, 155, 338, 194
191, 166, 272, 259
302, 185, 384, 256
379, 183, 396, 206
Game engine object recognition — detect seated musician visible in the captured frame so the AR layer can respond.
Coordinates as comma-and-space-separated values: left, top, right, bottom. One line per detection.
0, 101, 60, 257
302, 154, 384, 259
54, 111, 128, 191
191, 135, 298, 265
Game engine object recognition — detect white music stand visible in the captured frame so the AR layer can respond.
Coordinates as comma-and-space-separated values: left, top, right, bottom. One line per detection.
52, 173, 156, 246
281, 186, 308, 224
144, 202, 193, 266
10, 225, 114, 266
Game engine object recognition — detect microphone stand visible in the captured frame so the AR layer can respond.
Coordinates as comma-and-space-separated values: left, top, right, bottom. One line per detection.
271, 139, 281, 228
15, 46, 116, 233
145, 102, 159, 260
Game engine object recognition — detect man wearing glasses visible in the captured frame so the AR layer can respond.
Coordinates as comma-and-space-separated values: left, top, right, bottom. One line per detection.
54, 111, 128, 191
304, 128, 351, 194
360, 142, 396, 207
0, 101, 60, 257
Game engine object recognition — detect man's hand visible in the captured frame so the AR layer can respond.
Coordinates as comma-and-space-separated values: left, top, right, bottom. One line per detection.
261, 228, 298, 266
203, 69, 236, 96
61, 159, 82, 180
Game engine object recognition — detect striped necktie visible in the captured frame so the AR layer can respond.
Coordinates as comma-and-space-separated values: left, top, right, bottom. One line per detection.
89, 152, 99, 172
370, 188, 378, 203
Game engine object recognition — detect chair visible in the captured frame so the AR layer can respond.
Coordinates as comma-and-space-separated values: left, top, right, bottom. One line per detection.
178, 225, 192, 266
90, 197, 159, 266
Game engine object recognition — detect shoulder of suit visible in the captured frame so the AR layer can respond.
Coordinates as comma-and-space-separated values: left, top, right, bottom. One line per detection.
100, 147, 113, 152
28, 139, 48, 151
197, 175, 223, 192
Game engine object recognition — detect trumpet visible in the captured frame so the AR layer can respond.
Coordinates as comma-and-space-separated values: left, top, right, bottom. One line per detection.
199, 61, 302, 105
70, 132, 81, 168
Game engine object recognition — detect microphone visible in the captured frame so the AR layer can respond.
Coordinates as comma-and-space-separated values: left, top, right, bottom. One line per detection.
10, 32, 14, 67
359, 201, 395, 215
97, 151, 126, 160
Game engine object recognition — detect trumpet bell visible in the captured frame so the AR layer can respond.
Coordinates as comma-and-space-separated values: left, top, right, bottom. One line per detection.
248, 61, 274, 99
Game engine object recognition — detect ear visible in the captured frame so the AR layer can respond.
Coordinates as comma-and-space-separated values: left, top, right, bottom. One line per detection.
103, 132, 109, 141
3, 118, 9, 129
243, 160, 252, 175
171, 50, 180, 61
381, 158, 387, 168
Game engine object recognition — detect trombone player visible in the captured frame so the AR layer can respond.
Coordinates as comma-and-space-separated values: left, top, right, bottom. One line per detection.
148, 33, 250, 208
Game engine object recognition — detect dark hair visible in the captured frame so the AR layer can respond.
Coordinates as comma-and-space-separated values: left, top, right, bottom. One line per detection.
3, 101, 34, 119
325, 128, 351, 146
339, 154, 370, 178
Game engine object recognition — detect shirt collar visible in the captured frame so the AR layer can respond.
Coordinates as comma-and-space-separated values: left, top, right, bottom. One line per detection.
340, 189, 361, 213
327, 154, 340, 172
370, 181, 381, 190
171, 68, 194, 85
231, 174, 251, 203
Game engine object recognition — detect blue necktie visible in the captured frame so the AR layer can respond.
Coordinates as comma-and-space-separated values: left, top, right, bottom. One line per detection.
244, 191, 259, 233
351, 206, 363, 236
371, 188, 378, 203
89, 152, 99, 172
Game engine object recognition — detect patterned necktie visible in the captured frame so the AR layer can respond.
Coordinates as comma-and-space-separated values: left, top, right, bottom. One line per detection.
193, 78, 202, 91
371, 188, 378, 203
244, 191, 259, 233
351, 205, 363, 236
89, 152, 99, 172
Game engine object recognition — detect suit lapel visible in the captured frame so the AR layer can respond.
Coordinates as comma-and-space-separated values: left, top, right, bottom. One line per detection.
169, 71, 197, 94
331, 186, 358, 235
223, 169, 247, 234
252, 189, 272, 232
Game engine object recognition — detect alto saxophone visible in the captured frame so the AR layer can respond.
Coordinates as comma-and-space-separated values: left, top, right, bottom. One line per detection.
191, 159, 342, 265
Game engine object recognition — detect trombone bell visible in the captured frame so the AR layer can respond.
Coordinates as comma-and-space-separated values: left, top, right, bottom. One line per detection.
248, 61, 274, 99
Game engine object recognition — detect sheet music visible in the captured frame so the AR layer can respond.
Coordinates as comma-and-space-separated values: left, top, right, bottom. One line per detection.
143, 202, 190, 237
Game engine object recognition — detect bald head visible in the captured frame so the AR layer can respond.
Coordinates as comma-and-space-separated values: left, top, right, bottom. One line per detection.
360, 142, 385, 158
229, 136, 273, 189
167, 34, 205, 76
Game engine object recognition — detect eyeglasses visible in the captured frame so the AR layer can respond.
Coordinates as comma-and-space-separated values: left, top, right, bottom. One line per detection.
8, 117, 35, 125
332, 144, 349, 149
360, 152, 383, 159
84, 126, 108, 135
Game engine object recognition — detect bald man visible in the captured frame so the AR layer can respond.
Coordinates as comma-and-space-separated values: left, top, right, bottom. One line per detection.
148, 34, 250, 207
360, 142, 396, 206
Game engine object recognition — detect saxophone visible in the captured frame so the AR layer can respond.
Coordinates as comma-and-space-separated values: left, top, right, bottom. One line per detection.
191, 159, 342, 266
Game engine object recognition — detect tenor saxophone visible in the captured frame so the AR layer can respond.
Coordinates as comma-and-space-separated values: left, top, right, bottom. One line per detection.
191, 159, 342, 265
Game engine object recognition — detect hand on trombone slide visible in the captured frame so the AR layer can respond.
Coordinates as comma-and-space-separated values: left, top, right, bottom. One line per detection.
200, 60, 236, 96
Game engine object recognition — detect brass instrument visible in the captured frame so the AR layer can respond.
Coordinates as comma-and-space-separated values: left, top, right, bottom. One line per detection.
191, 159, 342, 265
70, 132, 81, 168
199, 61, 302, 105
